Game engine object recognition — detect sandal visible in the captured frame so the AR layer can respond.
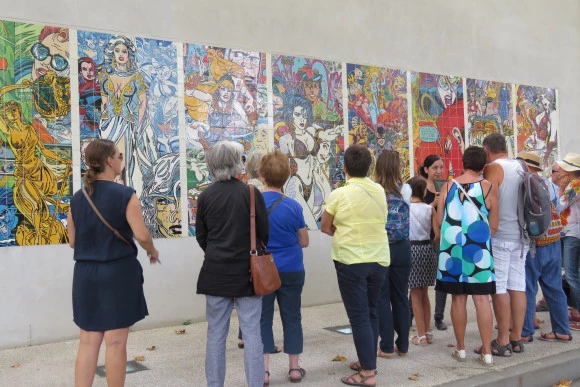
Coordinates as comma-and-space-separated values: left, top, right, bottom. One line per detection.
478, 354, 494, 367
510, 339, 524, 353
341, 371, 376, 387
410, 335, 428, 346
270, 345, 282, 354
474, 339, 512, 357
425, 331, 434, 344
538, 332, 573, 343
521, 336, 534, 343
289, 368, 306, 383
451, 349, 466, 362
264, 370, 270, 386
395, 346, 407, 357
377, 348, 394, 359
350, 361, 378, 374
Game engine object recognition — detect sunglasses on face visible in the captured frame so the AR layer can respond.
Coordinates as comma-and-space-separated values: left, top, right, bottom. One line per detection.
31, 42, 69, 72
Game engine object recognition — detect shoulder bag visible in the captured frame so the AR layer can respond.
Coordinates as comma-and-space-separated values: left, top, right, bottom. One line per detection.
249, 184, 281, 295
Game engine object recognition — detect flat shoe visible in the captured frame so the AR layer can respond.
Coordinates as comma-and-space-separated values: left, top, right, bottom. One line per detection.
289, 367, 306, 383
452, 349, 466, 362
341, 371, 376, 387
538, 332, 573, 343
377, 349, 394, 359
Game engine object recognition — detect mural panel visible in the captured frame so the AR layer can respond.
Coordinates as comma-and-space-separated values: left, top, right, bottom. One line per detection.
0, 21, 72, 246
271, 55, 344, 229
183, 45, 268, 235
411, 72, 465, 179
516, 85, 559, 170
466, 79, 514, 156
347, 64, 409, 180
78, 31, 180, 238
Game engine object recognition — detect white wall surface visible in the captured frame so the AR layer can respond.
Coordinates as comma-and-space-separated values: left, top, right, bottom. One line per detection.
0, 0, 579, 348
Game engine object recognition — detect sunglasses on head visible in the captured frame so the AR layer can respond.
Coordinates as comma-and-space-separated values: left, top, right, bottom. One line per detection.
31, 42, 69, 72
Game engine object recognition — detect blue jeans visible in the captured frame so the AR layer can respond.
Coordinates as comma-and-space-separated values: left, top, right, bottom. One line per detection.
379, 239, 411, 354
523, 240, 571, 337
335, 261, 387, 371
260, 271, 305, 354
563, 236, 580, 310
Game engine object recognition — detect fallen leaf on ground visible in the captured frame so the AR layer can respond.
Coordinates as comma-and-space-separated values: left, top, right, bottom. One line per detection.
11, 363, 20, 368
146, 346, 157, 351
408, 376, 419, 381
134, 356, 145, 361
413, 373, 421, 377
447, 343, 455, 347
331, 355, 347, 362
553, 380, 572, 387
174, 329, 186, 335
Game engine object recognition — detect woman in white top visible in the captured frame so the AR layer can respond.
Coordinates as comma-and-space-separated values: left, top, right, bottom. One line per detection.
408, 176, 440, 346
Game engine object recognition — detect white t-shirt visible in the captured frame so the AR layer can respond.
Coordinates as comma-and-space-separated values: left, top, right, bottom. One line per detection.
409, 202, 433, 241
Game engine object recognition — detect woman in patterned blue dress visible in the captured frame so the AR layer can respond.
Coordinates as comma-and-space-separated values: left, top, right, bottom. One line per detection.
434, 146, 499, 366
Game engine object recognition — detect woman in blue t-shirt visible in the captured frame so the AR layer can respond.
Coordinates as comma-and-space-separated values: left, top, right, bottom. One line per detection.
259, 150, 309, 384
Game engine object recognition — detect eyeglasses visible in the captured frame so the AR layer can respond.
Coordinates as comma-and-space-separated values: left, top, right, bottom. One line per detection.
31, 42, 69, 72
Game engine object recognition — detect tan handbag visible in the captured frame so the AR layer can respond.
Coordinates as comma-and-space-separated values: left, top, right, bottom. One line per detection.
249, 184, 281, 295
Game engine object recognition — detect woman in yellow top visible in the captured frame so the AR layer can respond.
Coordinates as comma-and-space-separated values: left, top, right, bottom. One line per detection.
321, 144, 389, 387
0, 101, 71, 245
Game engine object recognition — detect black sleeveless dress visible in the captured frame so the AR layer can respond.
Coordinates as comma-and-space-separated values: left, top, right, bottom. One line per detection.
70, 180, 148, 331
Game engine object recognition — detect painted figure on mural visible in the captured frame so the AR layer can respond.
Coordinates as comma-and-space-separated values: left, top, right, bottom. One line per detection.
98, 35, 158, 188
298, 65, 340, 123
520, 90, 558, 166
0, 188, 19, 246
78, 57, 101, 137
141, 153, 181, 238
0, 101, 71, 245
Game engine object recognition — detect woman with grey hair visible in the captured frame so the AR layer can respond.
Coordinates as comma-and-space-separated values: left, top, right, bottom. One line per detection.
196, 141, 269, 387
245, 151, 265, 191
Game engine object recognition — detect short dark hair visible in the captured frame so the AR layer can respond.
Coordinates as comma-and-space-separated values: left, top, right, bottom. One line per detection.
409, 176, 427, 200
344, 144, 372, 178
482, 133, 507, 154
259, 150, 290, 188
462, 146, 487, 172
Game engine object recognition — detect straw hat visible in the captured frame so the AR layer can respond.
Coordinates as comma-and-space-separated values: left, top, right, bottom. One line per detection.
516, 151, 542, 172
556, 152, 580, 172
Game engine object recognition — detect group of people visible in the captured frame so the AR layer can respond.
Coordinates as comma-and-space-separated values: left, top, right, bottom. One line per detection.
67, 135, 580, 387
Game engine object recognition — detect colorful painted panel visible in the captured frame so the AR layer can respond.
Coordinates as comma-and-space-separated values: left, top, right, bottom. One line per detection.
0, 21, 72, 246
271, 55, 344, 229
516, 85, 559, 169
78, 31, 181, 238
183, 45, 268, 235
346, 65, 409, 180
411, 72, 465, 179
466, 80, 514, 156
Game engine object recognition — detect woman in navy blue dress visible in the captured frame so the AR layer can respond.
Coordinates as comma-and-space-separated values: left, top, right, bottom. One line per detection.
67, 139, 159, 387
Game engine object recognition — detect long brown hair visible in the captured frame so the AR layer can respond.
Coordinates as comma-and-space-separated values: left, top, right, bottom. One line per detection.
375, 150, 402, 197
83, 139, 116, 195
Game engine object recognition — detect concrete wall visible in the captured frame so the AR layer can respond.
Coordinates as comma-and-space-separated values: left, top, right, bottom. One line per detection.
0, 0, 578, 349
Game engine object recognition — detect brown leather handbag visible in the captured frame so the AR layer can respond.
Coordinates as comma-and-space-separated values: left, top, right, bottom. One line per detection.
249, 184, 281, 295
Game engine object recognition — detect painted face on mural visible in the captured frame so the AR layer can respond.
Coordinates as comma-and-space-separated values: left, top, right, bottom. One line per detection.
332, 83, 343, 102
156, 197, 181, 237
253, 124, 268, 152
5, 106, 22, 123
292, 106, 308, 131
317, 140, 331, 164
437, 76, 459, 108
32, 33, 70, 81
303, 81, 321, 103
114, 44, 129, 66
229, 50, 260, 81
80, 61, 96, 81
218, 84, 234, 103
0, 204, 18, 239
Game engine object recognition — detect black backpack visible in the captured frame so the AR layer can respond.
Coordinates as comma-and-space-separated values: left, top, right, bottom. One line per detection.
516, 159, 552, 257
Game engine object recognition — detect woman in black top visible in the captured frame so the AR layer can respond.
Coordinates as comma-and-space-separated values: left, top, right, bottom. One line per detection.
196, 141, 269, 387
68, 139, 159, 387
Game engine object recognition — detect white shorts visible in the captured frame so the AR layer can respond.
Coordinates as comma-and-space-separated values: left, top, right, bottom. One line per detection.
492, 238, 529, 294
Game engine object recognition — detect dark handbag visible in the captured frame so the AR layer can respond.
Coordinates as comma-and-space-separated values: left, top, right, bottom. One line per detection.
249, 184, 281, 295
82, 187, 133, 248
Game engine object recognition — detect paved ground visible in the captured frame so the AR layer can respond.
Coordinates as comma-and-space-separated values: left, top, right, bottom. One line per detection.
0, 291, 579, 386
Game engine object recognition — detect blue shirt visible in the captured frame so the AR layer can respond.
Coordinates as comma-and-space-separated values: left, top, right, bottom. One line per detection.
263, 192, 306, 272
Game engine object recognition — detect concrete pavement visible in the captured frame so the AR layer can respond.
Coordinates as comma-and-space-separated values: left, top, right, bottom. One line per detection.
0, 291, 579, 386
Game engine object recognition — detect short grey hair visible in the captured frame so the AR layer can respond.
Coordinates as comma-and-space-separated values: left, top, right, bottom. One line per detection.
245, 151, 263, 179
206, 141, 244, 182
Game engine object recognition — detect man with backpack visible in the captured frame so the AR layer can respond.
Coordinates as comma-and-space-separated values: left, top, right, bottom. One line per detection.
478, 133, 529, 357
517, 152, 572, 343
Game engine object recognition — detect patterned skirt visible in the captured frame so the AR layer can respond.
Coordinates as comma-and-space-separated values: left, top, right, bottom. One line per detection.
408, 241, 437, 288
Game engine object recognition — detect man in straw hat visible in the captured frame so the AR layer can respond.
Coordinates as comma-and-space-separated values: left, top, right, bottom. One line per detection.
554, 152, 580, 332
516, 151, 572, 343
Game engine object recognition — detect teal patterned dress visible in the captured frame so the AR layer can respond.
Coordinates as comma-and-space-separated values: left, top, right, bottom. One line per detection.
435, 181, 496, 295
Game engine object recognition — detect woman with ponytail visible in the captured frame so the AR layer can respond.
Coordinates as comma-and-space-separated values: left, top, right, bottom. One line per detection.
67, 138, 159, 387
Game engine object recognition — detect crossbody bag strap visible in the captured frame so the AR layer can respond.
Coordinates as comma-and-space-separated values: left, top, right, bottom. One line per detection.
350, 184, 386, 219
249, 184, 257, 254
451, 180, 489, 225
82, 187, 133, 247
267, 195, 286, 216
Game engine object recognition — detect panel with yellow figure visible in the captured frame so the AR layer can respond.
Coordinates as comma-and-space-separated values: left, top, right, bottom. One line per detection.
346, 64, 409, 180
0, 20, 72, 246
